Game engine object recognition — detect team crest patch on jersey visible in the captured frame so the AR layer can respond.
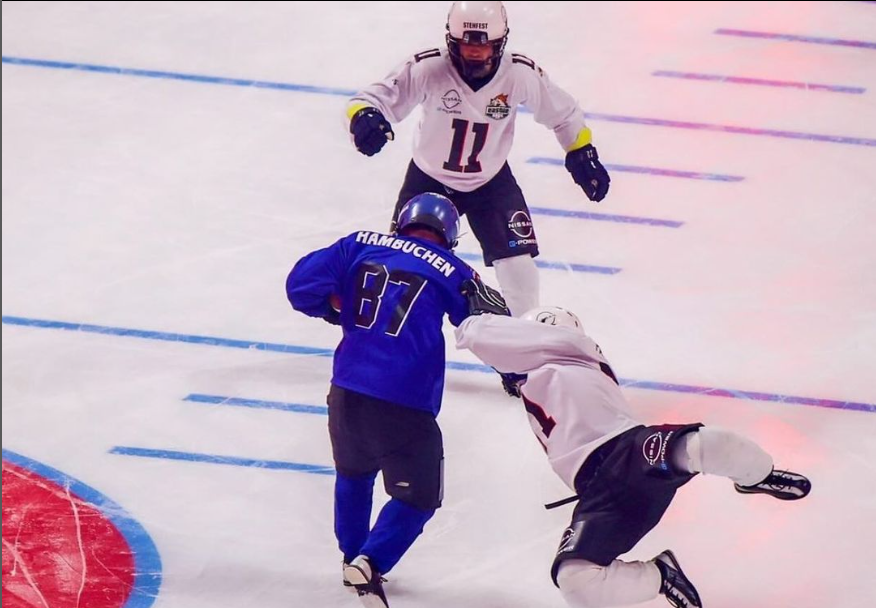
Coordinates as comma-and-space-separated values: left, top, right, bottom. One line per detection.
485, 93, 511, 120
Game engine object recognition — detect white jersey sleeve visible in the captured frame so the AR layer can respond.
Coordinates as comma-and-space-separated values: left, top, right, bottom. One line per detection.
512, 53, 588, 151
454, 313, 605, 374
455, 314, 640, 490
347, 52, 431, 124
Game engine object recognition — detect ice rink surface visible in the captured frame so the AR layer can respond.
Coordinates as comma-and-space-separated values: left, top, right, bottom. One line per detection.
3, 2, 875, 607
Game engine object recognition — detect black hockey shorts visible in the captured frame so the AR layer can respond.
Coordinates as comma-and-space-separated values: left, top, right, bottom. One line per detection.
392, 160, 539, 266
327, 384, 444, 511
550, 423, 704, 585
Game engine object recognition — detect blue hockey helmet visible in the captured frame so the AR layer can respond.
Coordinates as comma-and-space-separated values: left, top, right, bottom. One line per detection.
395, 193, 461, 249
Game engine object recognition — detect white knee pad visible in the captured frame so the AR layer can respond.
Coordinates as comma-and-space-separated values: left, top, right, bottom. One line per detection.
493, 254, 539, 316
672, 427, 773, 486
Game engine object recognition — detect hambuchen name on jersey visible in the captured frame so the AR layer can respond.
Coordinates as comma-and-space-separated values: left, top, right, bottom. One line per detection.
355, 232, 456, 278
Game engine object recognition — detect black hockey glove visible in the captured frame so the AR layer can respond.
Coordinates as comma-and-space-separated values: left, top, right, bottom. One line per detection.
460, 276, 510, 317
323, 307, 341, 326
497, 370, 527, 398
321, 296, 342, 326
350, 107, 394, 156
565, 144, 610, 202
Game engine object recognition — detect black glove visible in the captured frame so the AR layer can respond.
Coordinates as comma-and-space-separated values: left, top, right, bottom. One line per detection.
323, 307, 341, 326
565, 144, 610, 202
321, 297, 341, 326
350, 107, 394, 156
497, 370, 527, 398
460, 276, 510, 317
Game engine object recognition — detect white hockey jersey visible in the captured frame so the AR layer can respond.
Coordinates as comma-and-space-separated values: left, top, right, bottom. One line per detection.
348, 48, 588, 192
455, 314, 640, 490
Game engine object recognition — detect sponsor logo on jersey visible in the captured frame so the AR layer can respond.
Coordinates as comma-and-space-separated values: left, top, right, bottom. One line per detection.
485, 93, 511, 120
508, 238, 537, 248
442, 89, 462, 109
507, 210, 533, 238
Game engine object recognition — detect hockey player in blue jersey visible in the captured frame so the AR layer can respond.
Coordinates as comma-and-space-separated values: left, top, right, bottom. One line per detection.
286, 192, 509, 608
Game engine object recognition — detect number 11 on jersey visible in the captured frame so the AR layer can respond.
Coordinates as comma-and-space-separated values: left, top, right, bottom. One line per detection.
443, 119, 489, 173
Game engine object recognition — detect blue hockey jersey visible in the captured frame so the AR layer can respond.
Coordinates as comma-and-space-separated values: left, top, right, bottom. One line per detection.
286, 231, 476, 415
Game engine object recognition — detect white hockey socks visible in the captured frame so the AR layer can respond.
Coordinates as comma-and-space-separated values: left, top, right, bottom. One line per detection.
557, 559, 662, 607
493, 254, 539, 317
671, 427, 773, 487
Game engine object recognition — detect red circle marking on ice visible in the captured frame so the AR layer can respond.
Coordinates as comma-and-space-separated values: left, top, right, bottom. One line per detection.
2, 461, 135, 608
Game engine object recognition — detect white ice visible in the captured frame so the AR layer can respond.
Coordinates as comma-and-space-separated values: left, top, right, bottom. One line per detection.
2, 2, 876, 607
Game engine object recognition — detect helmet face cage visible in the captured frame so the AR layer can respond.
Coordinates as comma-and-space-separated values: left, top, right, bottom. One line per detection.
446, 32, 507, 80
446, 1, 509, 80
395, 193, 461, 250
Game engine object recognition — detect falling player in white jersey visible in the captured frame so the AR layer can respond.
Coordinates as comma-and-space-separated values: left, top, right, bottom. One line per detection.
345, 1, 610, 317
454, 299, 812, 608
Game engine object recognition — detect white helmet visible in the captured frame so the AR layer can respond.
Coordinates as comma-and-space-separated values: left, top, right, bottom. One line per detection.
521, 306, 584, 333
446, 1, 509, 80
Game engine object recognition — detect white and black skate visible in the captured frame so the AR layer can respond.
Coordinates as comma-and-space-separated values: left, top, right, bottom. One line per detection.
734, 468, 811, 500
343, 555, 389, 608
654, 550, 702, 608
343, 559, 387, 594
